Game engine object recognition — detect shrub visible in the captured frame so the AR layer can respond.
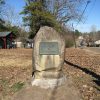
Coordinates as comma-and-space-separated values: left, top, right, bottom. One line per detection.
65, 39, 74, 48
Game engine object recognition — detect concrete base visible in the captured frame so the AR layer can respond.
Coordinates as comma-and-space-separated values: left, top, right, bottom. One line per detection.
31, 75, 66, 89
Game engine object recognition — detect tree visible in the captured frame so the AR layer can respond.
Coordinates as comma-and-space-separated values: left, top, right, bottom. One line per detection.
75, 29, 81, 37
0, 0, 5, 20
0, 0, 5, 13
2, 5, 21, 27
21, 0, 59, 38
0, 0, 8, 31
0, 0, 5, 4
0, 0, 5, 21
22, 0, 87, 38
46, 0, 86, 24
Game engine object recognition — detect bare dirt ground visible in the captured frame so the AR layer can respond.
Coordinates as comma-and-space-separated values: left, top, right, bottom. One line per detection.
84, 47, 100, 54
12, 78, 82, 100
0, 48, 100, 100
82, 47, 100, 56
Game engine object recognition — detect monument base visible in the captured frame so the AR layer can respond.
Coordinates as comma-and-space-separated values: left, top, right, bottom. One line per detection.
31, 75, 66, 89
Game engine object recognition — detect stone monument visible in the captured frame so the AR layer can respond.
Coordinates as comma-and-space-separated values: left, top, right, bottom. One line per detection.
32, 26, 66, 88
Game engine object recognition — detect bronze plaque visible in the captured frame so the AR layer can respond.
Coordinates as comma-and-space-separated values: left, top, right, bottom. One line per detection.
39, 42, 59, 55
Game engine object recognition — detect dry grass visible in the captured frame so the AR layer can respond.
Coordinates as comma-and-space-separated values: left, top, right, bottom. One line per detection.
0, 49, 32, 68
0, 48, 100, 100
0, 49, 32, 98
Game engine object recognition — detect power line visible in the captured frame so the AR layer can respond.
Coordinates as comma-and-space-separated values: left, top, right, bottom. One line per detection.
75, 0, 91, 27
72, 1, 91, 48
83, 0, 97, 24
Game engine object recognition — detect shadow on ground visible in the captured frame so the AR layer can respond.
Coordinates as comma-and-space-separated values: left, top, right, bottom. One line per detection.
49, 59, 100, 100
64, 60, 100, 87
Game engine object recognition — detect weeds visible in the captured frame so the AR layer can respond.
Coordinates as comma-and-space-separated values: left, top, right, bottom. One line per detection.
11, 82, 24, 92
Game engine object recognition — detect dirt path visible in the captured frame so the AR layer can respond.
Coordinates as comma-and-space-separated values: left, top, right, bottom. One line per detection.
12, 77, 82, 100
83, 47, 100, 55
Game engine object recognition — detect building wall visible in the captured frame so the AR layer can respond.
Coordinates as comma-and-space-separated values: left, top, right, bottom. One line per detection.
16, 42, 22, 48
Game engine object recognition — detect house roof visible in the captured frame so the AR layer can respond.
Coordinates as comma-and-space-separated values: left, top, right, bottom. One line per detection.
26, 39, 33, 42
0, 32, 12, 37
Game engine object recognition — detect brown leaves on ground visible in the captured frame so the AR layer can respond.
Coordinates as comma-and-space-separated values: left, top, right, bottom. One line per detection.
0, 48, 100, 100
0, 49, 32, 97
65, 48, 100, 75
64, 48, 100, 100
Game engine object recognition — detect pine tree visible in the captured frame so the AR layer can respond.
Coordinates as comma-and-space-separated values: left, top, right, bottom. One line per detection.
21, 0, 58, 38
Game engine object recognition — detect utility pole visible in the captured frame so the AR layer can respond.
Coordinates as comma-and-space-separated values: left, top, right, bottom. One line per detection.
72, 1, 90, 48
72, 23, 77, 48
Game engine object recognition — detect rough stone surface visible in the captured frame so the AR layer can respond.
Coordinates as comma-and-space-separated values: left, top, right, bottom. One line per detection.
32, 26, 65, 88
32, 26, 65, 72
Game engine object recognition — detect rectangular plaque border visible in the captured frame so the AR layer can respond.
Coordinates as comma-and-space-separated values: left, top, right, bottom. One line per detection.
39, 42, 59, 55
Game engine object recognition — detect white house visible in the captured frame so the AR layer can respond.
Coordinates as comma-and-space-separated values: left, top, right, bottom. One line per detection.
16, 41, 22, 48
95, 40, 100, 46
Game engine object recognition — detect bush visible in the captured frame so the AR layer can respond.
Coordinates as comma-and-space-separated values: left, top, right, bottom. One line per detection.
65, 39, 74, 48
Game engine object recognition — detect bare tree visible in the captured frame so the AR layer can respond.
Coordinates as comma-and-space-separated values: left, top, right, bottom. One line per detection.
25, 0, 86, 24
47, 0, 86, 24
2, 5, 22, 27
0, 0, 5, 19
